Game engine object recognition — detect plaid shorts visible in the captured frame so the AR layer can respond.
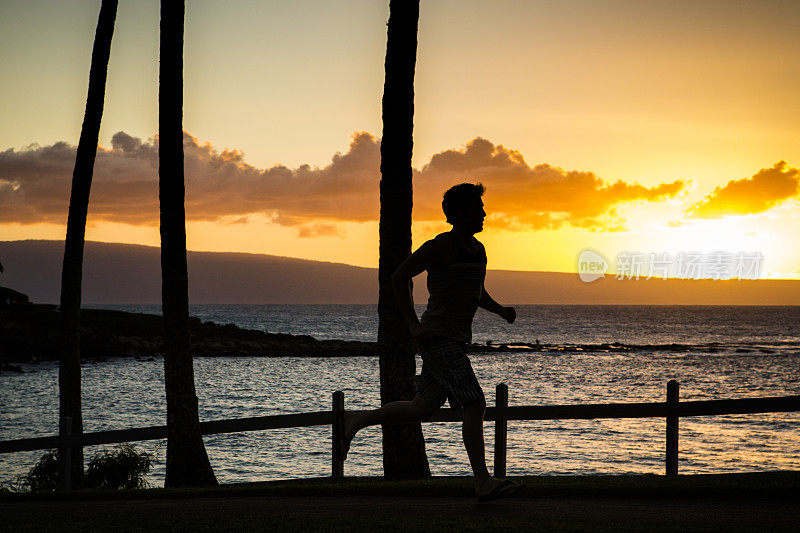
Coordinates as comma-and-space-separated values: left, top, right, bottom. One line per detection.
415, 336, 485, 411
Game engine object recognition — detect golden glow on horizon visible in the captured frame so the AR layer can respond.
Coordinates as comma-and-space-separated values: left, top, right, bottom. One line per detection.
3, 206, 799, 280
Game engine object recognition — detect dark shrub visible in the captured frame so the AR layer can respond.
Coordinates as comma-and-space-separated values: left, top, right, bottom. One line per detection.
85, 444, 153, 490
21, 449, 59, 492
20, 444, 154, 492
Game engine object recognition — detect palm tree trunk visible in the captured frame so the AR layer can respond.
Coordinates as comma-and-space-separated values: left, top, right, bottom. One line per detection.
159, 0, 217, 488
378, 0, 431, 480
58, 0, 118, 490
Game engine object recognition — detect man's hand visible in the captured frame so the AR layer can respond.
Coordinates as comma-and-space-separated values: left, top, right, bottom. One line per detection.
499, 306, 516, 324
409, 321, 435, 345
480, 289, 516, 324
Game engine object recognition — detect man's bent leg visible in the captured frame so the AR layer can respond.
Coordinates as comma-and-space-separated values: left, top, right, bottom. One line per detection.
340, 394, 431, 459
349, 394, 430, 433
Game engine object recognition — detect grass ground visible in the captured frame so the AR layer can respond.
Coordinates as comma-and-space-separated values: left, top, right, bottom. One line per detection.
2, 472, 799, 531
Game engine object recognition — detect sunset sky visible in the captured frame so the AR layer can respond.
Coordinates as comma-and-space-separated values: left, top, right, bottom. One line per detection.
1, 0, 798, 278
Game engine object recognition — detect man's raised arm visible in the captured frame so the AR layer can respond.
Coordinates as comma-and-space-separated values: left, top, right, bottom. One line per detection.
480, 287, 516, 324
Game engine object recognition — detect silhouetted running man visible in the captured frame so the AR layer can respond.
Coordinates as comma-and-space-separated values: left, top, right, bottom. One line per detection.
340, 183, 521, 502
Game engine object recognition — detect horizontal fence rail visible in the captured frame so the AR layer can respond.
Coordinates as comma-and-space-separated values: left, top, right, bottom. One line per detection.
0, 411, 334, 454
1, 382, 798, 488
4, 395, 798, 455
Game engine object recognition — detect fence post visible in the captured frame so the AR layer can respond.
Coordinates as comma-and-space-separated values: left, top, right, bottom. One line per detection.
494, 383, 508, 478
666, 380, 679, 476
332, 390, 344, 478
58, 416, 72, 491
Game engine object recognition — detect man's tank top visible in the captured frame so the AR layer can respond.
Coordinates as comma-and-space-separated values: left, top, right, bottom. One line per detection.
420, 232, 487, 343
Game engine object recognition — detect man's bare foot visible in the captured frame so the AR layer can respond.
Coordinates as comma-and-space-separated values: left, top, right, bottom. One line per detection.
475, 477, 521, 502
338, 411, 358, 460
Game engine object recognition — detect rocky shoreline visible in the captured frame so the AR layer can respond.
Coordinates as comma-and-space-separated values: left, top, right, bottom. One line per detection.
0, 304, 379, 364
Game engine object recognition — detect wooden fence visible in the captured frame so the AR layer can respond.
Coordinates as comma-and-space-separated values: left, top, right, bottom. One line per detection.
1, 380, 798, 490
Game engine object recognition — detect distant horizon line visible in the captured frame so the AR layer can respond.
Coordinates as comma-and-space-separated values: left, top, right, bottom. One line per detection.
5, 238, 800, 282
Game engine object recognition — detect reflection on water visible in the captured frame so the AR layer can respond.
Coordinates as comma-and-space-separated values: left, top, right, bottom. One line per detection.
2, 348, 798, 486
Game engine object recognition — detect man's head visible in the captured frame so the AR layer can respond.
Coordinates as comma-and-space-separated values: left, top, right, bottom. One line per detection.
442, 182, 486, 234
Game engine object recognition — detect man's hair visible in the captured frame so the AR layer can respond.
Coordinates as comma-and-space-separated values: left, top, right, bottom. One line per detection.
442, 182, 485, 224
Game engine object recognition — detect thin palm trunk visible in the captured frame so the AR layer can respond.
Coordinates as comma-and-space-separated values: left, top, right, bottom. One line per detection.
378, 0, 431, 479
159, 0, 217, 487
58, 0, 118, 490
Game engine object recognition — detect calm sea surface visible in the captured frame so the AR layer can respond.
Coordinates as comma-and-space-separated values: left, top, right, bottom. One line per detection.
1, 305, 799, 487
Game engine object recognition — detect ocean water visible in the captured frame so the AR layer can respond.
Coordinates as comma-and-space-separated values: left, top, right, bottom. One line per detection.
1, 305, 799, 487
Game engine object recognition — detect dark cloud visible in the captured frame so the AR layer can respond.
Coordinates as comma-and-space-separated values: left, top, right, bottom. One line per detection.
687, 161, 799, 219
0, 131, 687, 234
296, 223, 342, 239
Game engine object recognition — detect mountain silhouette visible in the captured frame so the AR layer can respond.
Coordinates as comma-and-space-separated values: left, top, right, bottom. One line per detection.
1, 240, 798, 305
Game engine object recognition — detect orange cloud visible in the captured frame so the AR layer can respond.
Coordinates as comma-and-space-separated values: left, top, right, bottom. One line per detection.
413, 138, 685, 230
687, 161, 799, 219
0, 131, 686, 234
